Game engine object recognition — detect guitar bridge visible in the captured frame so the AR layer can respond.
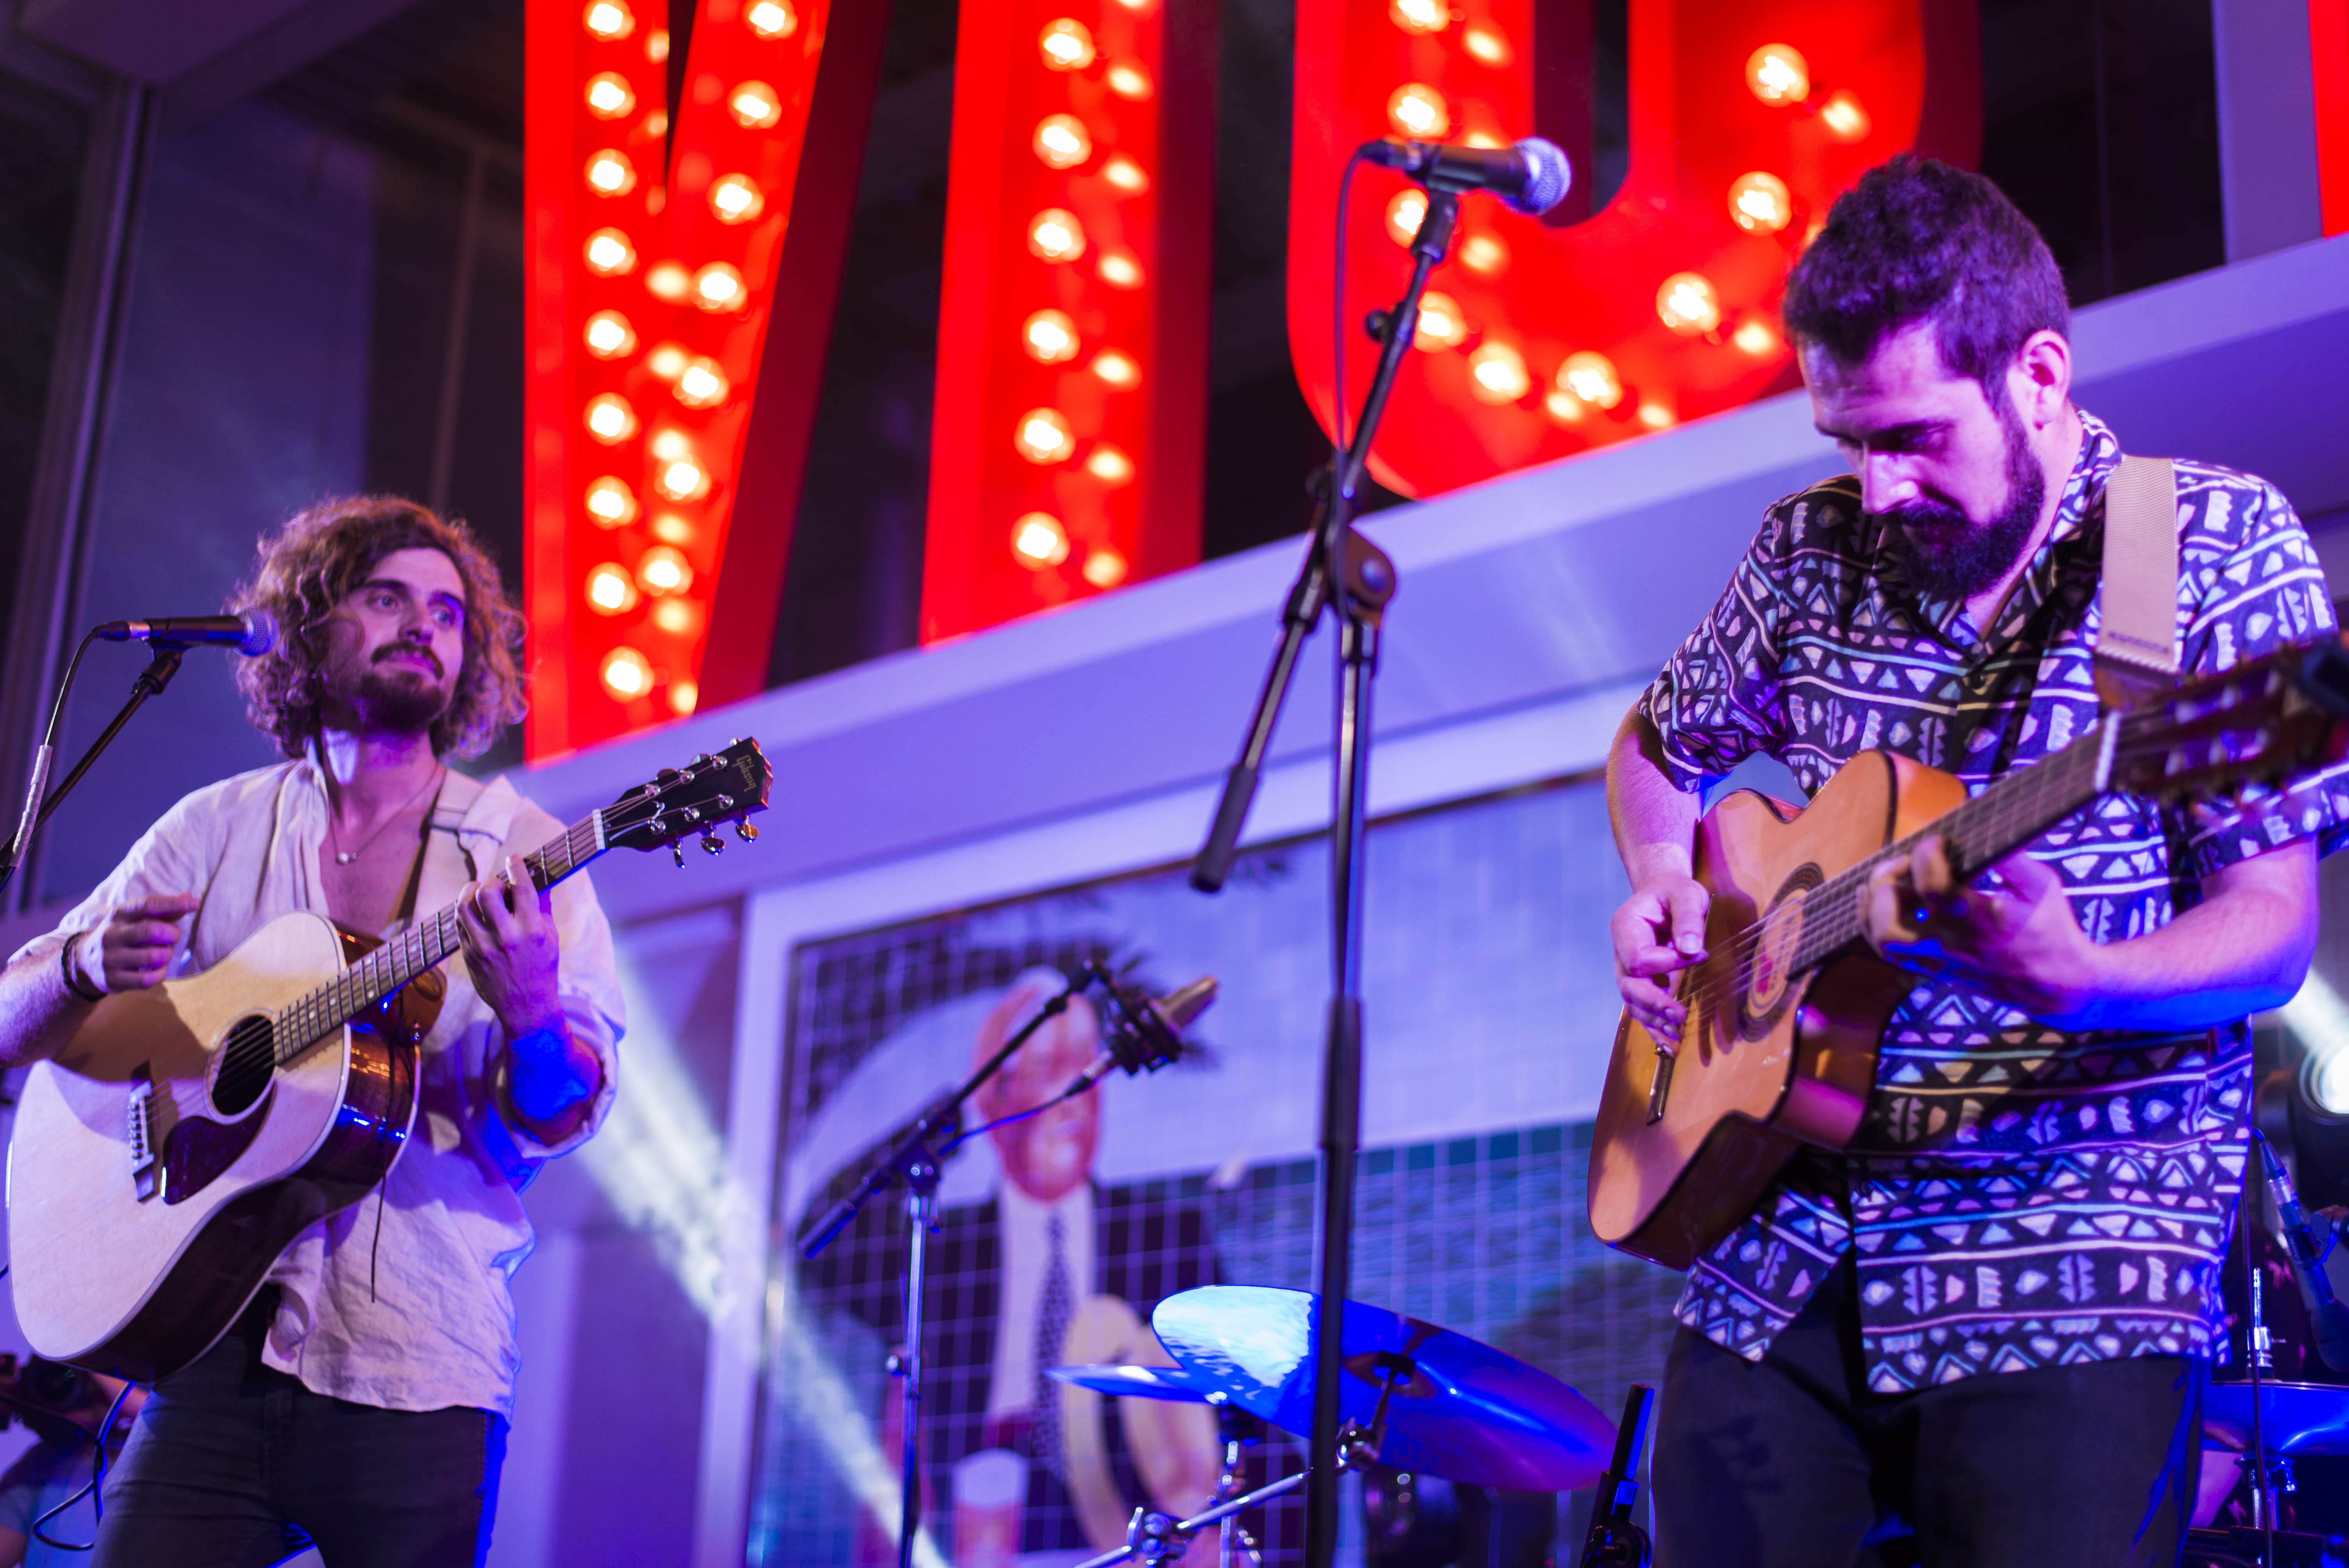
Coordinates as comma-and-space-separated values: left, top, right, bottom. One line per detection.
126, 1068, 160, 1201
1645, 1048, 1675, 1124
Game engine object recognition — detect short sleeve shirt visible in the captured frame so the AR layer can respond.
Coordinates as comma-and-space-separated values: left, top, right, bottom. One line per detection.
1636, 410, 2349, 1391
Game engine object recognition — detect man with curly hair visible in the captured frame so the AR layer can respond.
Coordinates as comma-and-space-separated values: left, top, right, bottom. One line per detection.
0, 496, 623, 1566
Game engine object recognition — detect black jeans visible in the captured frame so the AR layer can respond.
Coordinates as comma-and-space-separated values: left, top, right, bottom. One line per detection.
90, 1306, 505, 1568
1653, 1257, 2203, 1568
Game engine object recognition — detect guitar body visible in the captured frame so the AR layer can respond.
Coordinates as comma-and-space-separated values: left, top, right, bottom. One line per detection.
8, 912, 436, 1382
1588, 751, 1969, 1270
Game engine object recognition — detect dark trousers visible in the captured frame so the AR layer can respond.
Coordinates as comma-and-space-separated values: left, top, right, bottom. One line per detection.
90, 1310, 504, 1568
1653, 1258, 2202, 1568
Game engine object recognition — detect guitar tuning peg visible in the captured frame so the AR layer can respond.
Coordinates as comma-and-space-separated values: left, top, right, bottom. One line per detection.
734, 818, 758, 843
700, 832, 724, 855
670, 842, 685, 868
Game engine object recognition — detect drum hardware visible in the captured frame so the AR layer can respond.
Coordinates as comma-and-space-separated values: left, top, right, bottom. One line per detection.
1577, 1385, 1657, 1568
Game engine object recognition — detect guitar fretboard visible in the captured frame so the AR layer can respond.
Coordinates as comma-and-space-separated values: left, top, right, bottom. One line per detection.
271, 813, 605, 1064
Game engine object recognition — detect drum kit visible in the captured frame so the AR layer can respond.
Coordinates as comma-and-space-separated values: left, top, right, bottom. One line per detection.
2183, 1379, 2349, 1568
1048, 1285, 1650, 1568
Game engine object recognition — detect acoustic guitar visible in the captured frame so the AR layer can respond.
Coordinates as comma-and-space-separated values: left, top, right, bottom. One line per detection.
7, 738, 772, 1382
1589, 640, 2349, 1270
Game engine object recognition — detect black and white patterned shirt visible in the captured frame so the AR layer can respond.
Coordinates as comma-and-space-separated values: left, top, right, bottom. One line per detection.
1637, 410, 2349, 1390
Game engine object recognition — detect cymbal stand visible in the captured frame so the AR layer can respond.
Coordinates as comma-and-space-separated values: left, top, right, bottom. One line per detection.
1578, 1384, 1656, 1568
1190, 187, 1459, 1568
2242, 1174, 2276, 1568
1215, 1404, 1266, 1568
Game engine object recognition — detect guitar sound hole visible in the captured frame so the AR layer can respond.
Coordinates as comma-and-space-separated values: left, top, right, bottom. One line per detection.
212, 1014, 277, 1117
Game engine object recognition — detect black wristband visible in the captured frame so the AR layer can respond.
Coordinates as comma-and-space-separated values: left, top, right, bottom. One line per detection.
60, 933, 104, 1004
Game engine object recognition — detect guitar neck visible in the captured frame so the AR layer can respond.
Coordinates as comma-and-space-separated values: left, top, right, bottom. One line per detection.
1788, 719, 2117, 975
274, 810, 607, 1064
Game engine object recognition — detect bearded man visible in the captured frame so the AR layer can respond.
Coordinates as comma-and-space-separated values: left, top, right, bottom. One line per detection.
0, 497, 622, 1566
1609, 157, 2346, 1566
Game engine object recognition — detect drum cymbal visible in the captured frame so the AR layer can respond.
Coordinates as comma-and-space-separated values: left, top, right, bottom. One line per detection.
2203, 1381, 2349, 1456
1045, 1363, 1222, 1402
1151, 1285, 1613, 1491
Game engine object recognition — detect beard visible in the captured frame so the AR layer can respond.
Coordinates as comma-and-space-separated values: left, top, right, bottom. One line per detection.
1875, 409, 2047, 601
344, 651, 452, 736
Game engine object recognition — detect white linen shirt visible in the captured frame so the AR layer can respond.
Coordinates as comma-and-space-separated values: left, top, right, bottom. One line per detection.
10, 756, 624, 1418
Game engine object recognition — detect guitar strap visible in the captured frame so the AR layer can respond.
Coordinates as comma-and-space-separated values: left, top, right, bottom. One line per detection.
425, 768, 489, 882
2095, 454, 2182, 711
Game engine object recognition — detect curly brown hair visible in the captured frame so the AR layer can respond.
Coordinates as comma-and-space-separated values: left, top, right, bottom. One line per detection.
230, 496, 528, 760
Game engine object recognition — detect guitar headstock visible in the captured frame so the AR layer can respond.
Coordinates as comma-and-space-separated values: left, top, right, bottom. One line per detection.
2108, 637, 2349, 805
601, 737, 774, 862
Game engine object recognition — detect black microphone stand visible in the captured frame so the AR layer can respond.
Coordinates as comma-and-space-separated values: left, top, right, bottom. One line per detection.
797, 968, 1096, 1568
1190, 187, 1460, 1568
0, 641, 186, 896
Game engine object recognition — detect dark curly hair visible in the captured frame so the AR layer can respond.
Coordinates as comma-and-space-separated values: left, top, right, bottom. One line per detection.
1782, 156, 2068, 400
230, 496, 527, 760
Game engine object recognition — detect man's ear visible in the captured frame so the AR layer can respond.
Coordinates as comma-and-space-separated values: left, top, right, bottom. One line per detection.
2007, 329, 2073, 431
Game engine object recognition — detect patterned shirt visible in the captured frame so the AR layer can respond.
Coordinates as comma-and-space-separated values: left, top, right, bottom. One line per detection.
1637, 410, 2349, 1391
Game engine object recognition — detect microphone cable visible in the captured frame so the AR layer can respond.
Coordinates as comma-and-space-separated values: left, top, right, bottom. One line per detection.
25, 1374, 137, 1552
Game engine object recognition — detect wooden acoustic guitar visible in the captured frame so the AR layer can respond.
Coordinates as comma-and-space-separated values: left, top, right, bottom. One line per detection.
1588, 640, 2349, 1270
7, 739, 772, 1383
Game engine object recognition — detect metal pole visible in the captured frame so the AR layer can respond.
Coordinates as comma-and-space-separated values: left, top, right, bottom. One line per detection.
898, 1174, 937, 1568
427, 144, 487, 515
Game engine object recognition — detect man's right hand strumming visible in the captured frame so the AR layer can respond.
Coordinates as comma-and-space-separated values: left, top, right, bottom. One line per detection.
1611, 874, 1708, 1048
81, 893, 200, 994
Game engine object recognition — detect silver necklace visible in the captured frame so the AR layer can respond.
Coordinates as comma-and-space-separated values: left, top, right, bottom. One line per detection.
329, 766, 445, 866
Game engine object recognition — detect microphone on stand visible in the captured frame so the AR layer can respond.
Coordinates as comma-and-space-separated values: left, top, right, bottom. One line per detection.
95, 610, 279, 655
1066, 975, 1219, 1096
1360, 137, 1573, 216
2254, 1129, 2349, 1372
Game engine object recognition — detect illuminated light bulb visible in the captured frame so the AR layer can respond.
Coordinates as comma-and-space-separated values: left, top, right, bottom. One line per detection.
585, 393, 638, 444
1460, 233, 1509, 276
1023, 309, 1080, 363
669, 681, 698, 715
675, 356, 729, 407
585, 72, 636, 118
656, 456, 712, 501
1733, 317, 1781, 356
1413, 289, 1469, 352
1728, 171, 1793, 233
585, 476, 638, 527
584, 0, 634, 42
1034, 114, 1092, 169
1657, 271, 1723, 335
1389, 0, 1446, 34
692, 262, 746, 310
645, 341, 689, 380
1112, 0, 1150, 9
1091, 348, 1140, 387
1638, 402, 1675, 429
586, 148, 637, 197
1463, 23, 1512, 66
729, 80, 782, 128
1388, 84, 1450, 139
1463, 131, 1504, 149
1097, 250, 1143, 288
651, 513, 694, 544
600, 647, 653, 700
1014, 406, 1075, 463
745, 0, 796, 39
1468, 341, 1530, 403
584, 228, 637, 275
649, 429, 690, 461
1543, 389, 1586, 424
1039, 18, 1096, 69
709, 173, 765, 224
1819, 89, 1870, 141
1386, 189, 1427, 245
585, 563, 638, 614
636, 545, 694, 595
1028, 208, 1086, 262
645, 27, 668, 60
645, 184, 667, 213
653, 597, 700, 634
583, 309, 637, 358
1102, 156, 1149, 193
1559, 351, 1624, 409
1012, 512, 1071, 567
1085, 444, 1135, 483
1746, 43, 1809, 105
1083, 547, 1128, 587
645, 261, 691, 301
1106, 62, 1153, 100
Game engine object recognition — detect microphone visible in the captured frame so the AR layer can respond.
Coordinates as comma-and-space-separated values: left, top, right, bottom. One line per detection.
1361, 137, 1572, 216
1066, 975, 1219, 1096
2255, 1130, 2349, 1372
95, 610, 278, 656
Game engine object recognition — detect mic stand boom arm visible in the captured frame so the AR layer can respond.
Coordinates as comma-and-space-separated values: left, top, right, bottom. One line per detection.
0, 642, 186, 896
1189, 189, 1458, 1568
